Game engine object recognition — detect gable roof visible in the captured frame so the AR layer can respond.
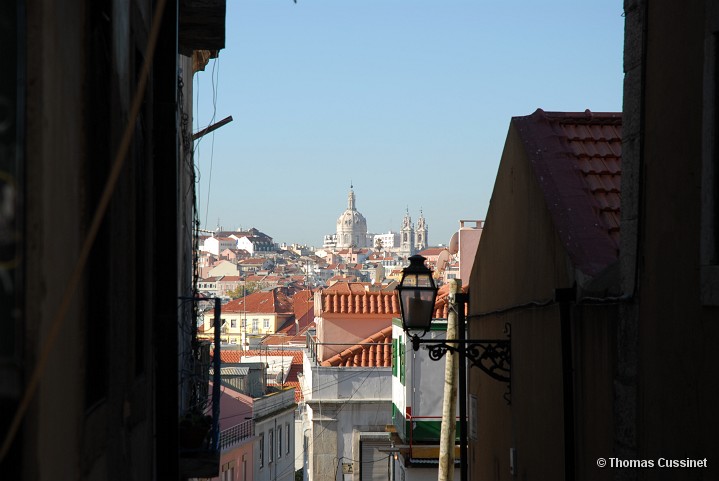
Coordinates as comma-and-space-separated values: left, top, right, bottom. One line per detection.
223, 289, 293, 315
275, 289, 314, 335
216, 276, 241, 283
513, 109, 621, 277
320, 289, 400, 317
239, 258, 267, 265
320, 326, 393, 367
322, 282, 372, 294
418, 247, 445, 257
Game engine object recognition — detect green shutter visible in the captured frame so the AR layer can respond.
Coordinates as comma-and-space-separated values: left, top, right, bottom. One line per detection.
400, 338, 406, 385
392, 338, 398, 376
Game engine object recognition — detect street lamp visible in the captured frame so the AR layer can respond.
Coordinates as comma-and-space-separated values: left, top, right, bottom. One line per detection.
396, 255, 438, 334
396, 255, 512, 481
396, 256, 512, 386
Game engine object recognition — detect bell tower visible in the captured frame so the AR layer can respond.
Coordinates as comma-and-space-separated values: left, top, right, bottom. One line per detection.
415, 210, 428, 252
400, 208, 414, 258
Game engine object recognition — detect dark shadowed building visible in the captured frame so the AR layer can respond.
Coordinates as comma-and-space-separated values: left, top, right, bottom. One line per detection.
1, 0, 226, 479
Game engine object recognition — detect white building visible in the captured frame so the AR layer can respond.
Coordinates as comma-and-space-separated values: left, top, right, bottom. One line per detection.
300, 288, 399, 481
300, 347, 393, 481
253, 388, 297, 481
323, 187, 429, 256
371, 231, 399, 251
390, 318, 460, 481
235, 234, 275, 256
334, 185, 369, 249
203, 236, 238, 255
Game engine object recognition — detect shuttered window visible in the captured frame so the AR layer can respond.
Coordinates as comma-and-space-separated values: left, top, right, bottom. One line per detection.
359, 435, 392, 481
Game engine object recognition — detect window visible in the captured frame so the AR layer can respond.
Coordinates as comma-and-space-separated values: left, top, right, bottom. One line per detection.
259, 433, 264, 467
241, 319, 246, 329
263, 318, 270, 329
231, 319, 237, 328
269, 429, 274, 463
252, 319, 258, 332
286, 423, 291, 454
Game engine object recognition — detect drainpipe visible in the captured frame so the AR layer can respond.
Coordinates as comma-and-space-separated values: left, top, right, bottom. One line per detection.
556, 287, 575, 481
211, 297, 222, 452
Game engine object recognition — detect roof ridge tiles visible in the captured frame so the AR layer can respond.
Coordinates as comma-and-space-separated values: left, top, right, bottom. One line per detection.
513, 108, 623, 276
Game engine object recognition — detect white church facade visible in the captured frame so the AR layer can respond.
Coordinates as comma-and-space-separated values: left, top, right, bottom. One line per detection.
323, 186, 428, 257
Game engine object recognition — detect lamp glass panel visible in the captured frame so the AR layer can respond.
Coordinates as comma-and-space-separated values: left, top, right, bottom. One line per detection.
399, 288, 434, 330
401, 273, 433, 288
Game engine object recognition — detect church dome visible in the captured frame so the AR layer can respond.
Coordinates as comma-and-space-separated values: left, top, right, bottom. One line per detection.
335, 186, 368, 248
337, 209, 367, 227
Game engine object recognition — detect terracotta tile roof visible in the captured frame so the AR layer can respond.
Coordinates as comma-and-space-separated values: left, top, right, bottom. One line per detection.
262, 334, 308, 345
328, 274, 358, 283
223, 289, 293, 314
321, 290, 400, 316
239, 258, 267, 265
215, 349, 304, 365
214, 349, 304, 401
514, 109, 621, 277
418, 247, 445, 257
217, 276, 241, 282
245, 275, 266, 282
320, 326, 393, 367
322, 282, 372, 294
274, 289, 314, 335
282, 381, 304, 402
200, 276, 221, 282
432, 284, 469, 319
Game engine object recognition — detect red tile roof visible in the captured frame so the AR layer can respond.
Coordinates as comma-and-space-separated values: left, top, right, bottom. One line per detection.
432, 284, 469, 318
322, 282, 372, 294
262, 334, 308, 345
328, 274, 358, 283
321, 290, 400, 316
514, 109, 622, 277
418, 247, 445, 257
274, 289, 314, 335
282, 381, 304, 402
320, 326, 393, 367
216, 349, 304, 365
239, 258, 267, 265
223, 289, 293, 314
217, 276, 242, 282
245, 275, 266, 282
214, 349, 305, 401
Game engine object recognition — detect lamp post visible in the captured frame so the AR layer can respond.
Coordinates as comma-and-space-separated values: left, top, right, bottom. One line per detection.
396, 255, 512, 481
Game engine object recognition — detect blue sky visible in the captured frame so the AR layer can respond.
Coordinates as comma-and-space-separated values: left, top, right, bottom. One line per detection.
193, 1, 624, 247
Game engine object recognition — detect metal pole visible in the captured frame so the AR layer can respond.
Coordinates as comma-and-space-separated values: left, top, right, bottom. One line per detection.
439, 279, 460, 481
212, 297, 222, 450
457, 292, 469, 481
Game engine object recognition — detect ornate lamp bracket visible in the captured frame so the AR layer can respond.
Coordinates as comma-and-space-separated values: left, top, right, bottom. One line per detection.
411, 323, 512, 404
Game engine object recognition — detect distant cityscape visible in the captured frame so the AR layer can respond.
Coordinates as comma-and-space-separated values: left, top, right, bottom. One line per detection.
196, 186, 463, 302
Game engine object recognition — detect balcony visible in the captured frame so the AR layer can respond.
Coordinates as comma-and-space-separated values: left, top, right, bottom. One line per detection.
179, 0, 226, 55
219, 419, 254, 451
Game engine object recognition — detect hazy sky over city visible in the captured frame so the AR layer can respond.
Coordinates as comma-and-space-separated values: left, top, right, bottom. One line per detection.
193, 1, 624, 247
